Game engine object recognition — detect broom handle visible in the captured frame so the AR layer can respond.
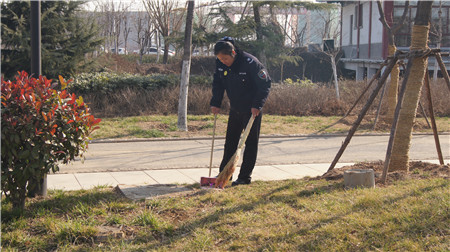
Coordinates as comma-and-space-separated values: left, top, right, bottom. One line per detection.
237, 115, 255, 150
208, 114, 217, 177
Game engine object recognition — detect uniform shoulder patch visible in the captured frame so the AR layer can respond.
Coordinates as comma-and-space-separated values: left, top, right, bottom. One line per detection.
246, 57, 254, 64
257, 69, 268, 81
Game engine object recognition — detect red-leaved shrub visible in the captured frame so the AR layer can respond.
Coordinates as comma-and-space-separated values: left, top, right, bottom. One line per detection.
1, 71, 101, 210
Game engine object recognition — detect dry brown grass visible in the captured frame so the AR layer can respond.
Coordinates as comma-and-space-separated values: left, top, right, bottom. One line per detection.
83, 79, 449, 118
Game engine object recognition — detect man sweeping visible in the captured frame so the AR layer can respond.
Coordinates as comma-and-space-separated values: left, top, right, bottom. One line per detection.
210, 37, 271, 186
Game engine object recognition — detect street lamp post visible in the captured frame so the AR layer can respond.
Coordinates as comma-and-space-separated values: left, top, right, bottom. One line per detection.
30, 0, 47, 197
31, 0, 41, 76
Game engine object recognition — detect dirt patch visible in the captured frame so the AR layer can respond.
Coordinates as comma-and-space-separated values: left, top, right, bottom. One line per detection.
143, 63, 179, 75
95, 226, 125, 242
157, 208, 190, 224
319, 161, 449, 184
103, 54, 140, 74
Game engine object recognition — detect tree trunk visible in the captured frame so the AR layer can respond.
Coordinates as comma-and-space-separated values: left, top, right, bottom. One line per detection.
163, 37, 169, 64
177, 1, 194, 131
253, 3, 267, 66
11, 182, 27, 211
386, 45, 399, 123
330, 54, 340, 100
389, 1, 432, 172
376, 0, 409, 124
156, 31, 160, 63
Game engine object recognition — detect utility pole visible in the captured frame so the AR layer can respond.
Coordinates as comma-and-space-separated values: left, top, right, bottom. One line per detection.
30, 0, 47, 197
31, 1, 42, 76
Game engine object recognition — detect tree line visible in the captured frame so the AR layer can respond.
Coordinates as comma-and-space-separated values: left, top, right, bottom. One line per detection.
1, 0, 338, 79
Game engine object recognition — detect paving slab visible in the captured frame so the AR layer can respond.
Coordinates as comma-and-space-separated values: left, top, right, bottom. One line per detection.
110, 171, 158, 185
75, 173, 118, 189
251, 165, 296, 181
273, 164, 324, 178
47, 174, 82, 191
144, 169, 196, 184
48, 160, 447, 192
304, 163, 355, 175
178, 168, 219, 182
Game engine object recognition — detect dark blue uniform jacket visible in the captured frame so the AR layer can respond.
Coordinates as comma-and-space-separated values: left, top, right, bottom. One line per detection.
210, 51, 271, 113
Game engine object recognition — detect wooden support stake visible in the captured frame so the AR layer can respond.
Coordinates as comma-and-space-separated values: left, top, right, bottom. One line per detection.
345, 67, 382, 117
328, 56, 398, 172
424, 70, 445, 165
372, 78, 388, 130
315, 67, 383, 134
418, 101, 431, 128
435, 53, 450, 91
381, 59, 414, 183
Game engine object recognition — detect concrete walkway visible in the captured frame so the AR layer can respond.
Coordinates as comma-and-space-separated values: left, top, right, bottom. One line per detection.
48, 159, 448, 191
59, 134, 450, 174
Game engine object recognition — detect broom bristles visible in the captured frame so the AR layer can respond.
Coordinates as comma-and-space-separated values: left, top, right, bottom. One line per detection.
215, 152, 240, 188
215, 115, 255, 189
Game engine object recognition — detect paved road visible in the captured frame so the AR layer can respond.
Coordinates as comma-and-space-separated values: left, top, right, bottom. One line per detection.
59, 134, 449, 174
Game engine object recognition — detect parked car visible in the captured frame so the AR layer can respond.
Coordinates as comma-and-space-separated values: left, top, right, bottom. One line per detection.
146, 47, 162, 55
111, 48, 126, 54
133, 47, 175, 56
164, 49, 175, 56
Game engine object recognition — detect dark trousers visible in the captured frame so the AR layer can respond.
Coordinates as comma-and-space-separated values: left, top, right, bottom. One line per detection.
219, 109, 262, 181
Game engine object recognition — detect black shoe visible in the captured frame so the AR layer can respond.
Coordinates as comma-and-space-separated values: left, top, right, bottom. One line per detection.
231, 178, 251, 186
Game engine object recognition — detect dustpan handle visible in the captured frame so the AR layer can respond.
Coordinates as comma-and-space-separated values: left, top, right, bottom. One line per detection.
209, 114, 217, 177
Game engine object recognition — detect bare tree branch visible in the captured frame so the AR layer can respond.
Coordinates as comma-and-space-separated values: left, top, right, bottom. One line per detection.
392, 1, 410, 34
377, 0, 391, 31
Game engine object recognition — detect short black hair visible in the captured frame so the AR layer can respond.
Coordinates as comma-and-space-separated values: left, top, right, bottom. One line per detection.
214, 41, 235, 56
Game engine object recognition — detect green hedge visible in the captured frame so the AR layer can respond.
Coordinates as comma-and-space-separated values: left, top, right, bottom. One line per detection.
68, 72, 212, 94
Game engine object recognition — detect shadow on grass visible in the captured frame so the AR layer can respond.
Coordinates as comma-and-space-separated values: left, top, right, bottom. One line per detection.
140, 180, 344, 249
1, 188, 127, 224
146, 179, 448, 250
118, 184, 193, 200
291, 180, 449, 250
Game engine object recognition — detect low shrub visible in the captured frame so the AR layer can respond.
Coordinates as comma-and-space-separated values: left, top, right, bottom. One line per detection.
68, 72, 178, 94
69, 72, 212, 94
264, 83, 347, 116
1, 71, 101, 211
75, 74, 449, 118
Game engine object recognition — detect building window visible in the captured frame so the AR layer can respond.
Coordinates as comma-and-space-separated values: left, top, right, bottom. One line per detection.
350, 15, 353, 45
354, 3, 363, 29
393, 2, 450, 47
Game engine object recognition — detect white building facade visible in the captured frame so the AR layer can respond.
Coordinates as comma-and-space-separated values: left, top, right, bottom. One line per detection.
339, 1, 450, 80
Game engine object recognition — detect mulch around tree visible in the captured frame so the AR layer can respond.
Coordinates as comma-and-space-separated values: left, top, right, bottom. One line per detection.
319, 160, 449, 185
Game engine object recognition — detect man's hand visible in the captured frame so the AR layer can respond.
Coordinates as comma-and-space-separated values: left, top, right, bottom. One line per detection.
251, 108, 260, 117
211, 106, 220, 115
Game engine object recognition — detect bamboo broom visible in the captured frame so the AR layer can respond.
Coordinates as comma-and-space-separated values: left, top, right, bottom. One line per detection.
215, 115, 255, 189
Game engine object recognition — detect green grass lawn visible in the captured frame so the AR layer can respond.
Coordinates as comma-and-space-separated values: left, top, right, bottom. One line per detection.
2, 177, 449, 251
90, 114, 450, 140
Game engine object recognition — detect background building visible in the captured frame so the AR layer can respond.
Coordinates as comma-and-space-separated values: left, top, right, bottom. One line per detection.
339, 1, 449, 80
